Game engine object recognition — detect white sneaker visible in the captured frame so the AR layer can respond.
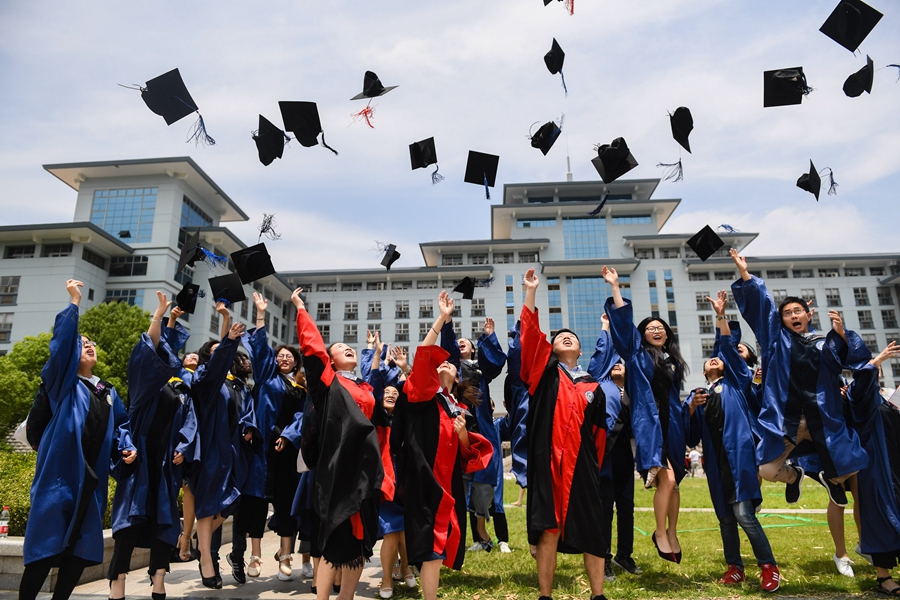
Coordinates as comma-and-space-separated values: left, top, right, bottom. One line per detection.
404, 574, 417, 589
833, 554, 855, 577
379, 588, 394, 599
300, 561, 314, 579
468, 541, 484, 552
498, 541, 512, 553
855, 543, 874, 566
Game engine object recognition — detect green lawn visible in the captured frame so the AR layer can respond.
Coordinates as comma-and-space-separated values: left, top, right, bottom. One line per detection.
425, 478, 876, 599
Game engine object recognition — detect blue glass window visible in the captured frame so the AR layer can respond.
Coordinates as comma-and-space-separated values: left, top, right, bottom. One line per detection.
91, 188, 157, 243
517, 218, 556, 228
181, 196, 213, 228
563, 217, 608, 259
104, 288, 144, 307
566, 276, 611, 369
611, 215, 652, 225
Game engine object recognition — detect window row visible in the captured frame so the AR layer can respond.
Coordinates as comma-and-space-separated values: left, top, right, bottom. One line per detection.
440, 251, 539, 266
636, 246, 730, 260
315, 278, 495, 292
315, 299, 486, 321
315, 322, 487, 345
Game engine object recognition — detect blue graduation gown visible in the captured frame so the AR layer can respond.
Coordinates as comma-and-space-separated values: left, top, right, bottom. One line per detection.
685, 333, 761, 521
587, 330, 632, 480
360, 345, 402, 389
440, 322, 507, 485
188, 335, 243, 519
24, 304, 136, 565
711, 322, 764, 448
847, 361, 900, 554
605, 298, 687, 483
110, 332, 184, 546
504, 321, 529, 488
731, 275, 868, 476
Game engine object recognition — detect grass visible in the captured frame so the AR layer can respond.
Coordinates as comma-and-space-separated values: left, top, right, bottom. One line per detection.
414, 478, 877, 599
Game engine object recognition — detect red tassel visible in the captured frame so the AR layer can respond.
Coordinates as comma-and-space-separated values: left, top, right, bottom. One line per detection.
565, 0, 573, 15
352, 103, 375, 128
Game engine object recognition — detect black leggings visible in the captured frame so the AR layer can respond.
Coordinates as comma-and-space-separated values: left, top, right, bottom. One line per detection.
231, 495, 269, 559
108, 525, 174, 579
19, 554, 90, 600
469, 509, 509, 543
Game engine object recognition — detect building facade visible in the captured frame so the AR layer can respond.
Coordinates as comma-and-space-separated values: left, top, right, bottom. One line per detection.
0, 157, 295, 353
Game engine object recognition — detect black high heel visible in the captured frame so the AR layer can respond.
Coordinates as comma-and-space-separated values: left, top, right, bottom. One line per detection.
651, 532, 677, 563
198, 552, 222, 589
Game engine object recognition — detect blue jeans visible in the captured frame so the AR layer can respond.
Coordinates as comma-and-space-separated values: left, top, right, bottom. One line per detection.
719, 499, 775, 569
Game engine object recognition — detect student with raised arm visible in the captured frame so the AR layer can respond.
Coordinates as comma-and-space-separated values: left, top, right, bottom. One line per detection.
394, 290, 492, 600
686, 291, 781, 592
602, 265, 688, 563
292, 287, 386, 600
19, 280, 137, 600
520, 268, 609, 600
503, 321, 530, 509
729, 249, 868, 508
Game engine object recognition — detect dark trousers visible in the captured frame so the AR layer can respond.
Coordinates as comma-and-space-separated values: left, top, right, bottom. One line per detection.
469, 507, 509, 543
230, 495, 269, 559
108, 525, 174, 579
269, 460, 299, 538
601, 441, 636, 561
19, 554, 90, 600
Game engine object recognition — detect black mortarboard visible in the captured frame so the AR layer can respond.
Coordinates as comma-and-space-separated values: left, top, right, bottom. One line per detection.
177, 229, 203, 274
231, 243, 276, 284
530, 120, 562, 156
591, 137, 638, 184
140, 68, 198, 126
279, 101, 338, 155
543, 0, 573, 15
175, 283, 203, 314
843, 55, 874, 97
669, 107, 693, 154
464, 151, 500, 199
687, 225, 724, 262
453, 277, 476, 300
381, 244, 401, 270
208, 272, 246, 305
544, 38, 565, 74
820, 0, 883, 53
797, 160, 822, 200
409, 137, 438, 169
350, 71, 398, 101
252, 114, 289, 166
763, 67, 811, 107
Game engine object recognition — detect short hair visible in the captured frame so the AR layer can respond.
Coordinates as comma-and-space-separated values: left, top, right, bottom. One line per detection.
550, 328, 581, 345
738, 342, 759, 368
778, 296, 809, 316
274, 345, 302, 374
198, 340, 218, 365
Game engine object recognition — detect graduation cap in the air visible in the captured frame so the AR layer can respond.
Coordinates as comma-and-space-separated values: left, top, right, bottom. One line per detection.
252, 115, 291, 166
231, 243, 276, 284
464, 151, 500, 200
543, 0, 573, 15
843, 55, 874, 97
763, 67, 813, 107
587, 194, 608, 216
409, 137, 443, 184
797, 160, 822, 200
820, 0, 883, 53
687, 225, 724, 262
657, 107, 693, 182
381, 244, 401, 270
176, 230, 228, 275
592, 137, 638, 184
453, 277, 476, 300
530, 118, 564, 156
175, 283, 204, 314
544, 38, 567, 95
279, 101, 338, 155
350, 71, 397, 128
209, 272, 246, 306
128, 68, 215, 145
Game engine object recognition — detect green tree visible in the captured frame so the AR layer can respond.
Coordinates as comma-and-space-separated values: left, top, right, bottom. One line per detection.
79, 301, 150, 402
0, 333, 50, 429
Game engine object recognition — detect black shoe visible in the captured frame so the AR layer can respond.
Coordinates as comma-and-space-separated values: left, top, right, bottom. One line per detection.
819, 471, 848, 507
613, 555, 643, 575
226, 553, 246, 584
592, 596, 608, 600
604, 560, 616, 582
151, 593, 166, 600
480, 540, 494, 553
333, 584, 341, 593
785, 465, 804, 504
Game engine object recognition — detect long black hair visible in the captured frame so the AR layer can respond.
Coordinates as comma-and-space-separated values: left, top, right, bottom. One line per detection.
636, 316, 689, 385
198, 340, 218, 365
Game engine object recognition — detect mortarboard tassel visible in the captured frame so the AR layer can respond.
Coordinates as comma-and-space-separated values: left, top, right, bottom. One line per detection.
588, 195, 608, 216
565, 0, 573, 15
320, 133, 339, 156
718, 224, 738, 234
187, 113, 216, 146
196, 289, 206, 300
352, 101, 376, 128
819, 168, 839, 195
258, 213, 282, 242
799, 71, 814, 97
656, 159, 684, 182
198, 247, 228, 269
431, 164, 444, 185
483, 172, 491, 200
559, 70, 568, 96
480, 277, 495, 288
888, 64, 900, 82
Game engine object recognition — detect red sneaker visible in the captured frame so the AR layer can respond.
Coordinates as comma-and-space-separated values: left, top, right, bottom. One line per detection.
718, 564, 745, 585
760, 563, 781, 592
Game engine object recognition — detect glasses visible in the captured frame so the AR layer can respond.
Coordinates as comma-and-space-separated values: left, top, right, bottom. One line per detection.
645, 326, 666, 333
782, 308, 807, 317
82, 341, 97, 348
276, 354, 295, 360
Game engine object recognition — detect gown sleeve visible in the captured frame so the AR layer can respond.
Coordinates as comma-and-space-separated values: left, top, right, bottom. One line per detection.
295, 309, 334, 408
731, 275, 779, 352
460, 430, 493, 473
518, 306, 552, 396
109, 387, 137, 480
440, 320, 462, 368
588, 330, 618, 380
126, 332, 181, 412
161, 320, 190, 354
477, 331, 507, 383
603, 298, 642, 362
247, 326, 277, 388
404, 345, 449, 403
41, 303, 81, 411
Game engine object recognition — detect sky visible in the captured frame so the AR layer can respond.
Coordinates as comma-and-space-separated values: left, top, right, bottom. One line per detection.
0, 0, 897, 272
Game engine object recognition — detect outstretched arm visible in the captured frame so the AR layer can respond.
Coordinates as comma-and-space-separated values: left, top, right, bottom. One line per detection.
731, 248, 752, 282
423, 290, 453, 347
708, 290, 731, 337
602, 265, 625, 308
148, 291, 173, 349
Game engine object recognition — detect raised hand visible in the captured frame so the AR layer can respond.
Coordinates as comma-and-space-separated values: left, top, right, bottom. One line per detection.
291, 287, 305, 310
154, 291, 173, 320
215, 301, 230, 317
438, 289, 454, 319
66, 279, 83, 305
730, 248, 748, 273
170, 306, 185, 322
367, 329, 376, 347
829, 310, 845, 340
601, 313, 610, 331
227, 322, 246, 340
707, 290, 727, 316
523, 268, 539, 291
391, 346, 408, 373
601, 265, 618, 286
873, 341, 900, 367
253, 291, 268, 314
483, 317, 495, 336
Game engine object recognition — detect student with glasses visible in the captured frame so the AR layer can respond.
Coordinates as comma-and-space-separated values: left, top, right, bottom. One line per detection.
603, 265, 689, 564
